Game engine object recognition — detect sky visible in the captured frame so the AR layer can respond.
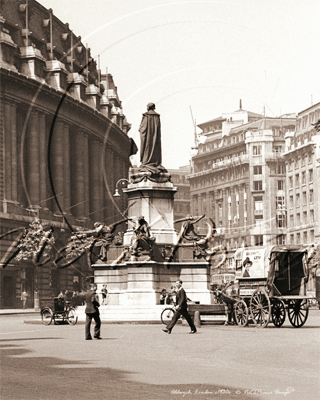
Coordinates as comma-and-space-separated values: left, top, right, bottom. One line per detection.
40, 0, 320, 169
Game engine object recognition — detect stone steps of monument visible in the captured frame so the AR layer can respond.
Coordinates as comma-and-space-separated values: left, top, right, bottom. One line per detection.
76, 305, 167, 322
75, 305, 227, 323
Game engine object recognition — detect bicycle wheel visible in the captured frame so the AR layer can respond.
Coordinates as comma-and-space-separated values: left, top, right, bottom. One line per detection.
67, 308, 78, 325
161, 308, 175, 325
41, 308, 53, 325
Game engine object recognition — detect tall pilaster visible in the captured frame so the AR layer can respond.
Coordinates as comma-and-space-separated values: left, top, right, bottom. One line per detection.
27, 111, 40, 207
3, 102, 19, 204
63, 124, 71, 213
73, 130, 89, 217
51, 121, 64, 213
89, 140, 103, 222
39, 113, 48, 209
105, 147, 115, 224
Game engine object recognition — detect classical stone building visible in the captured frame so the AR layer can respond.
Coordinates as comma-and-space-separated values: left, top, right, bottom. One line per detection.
0, 0, 136, 308
188, 104, 296, 265
283, 102, 320, 245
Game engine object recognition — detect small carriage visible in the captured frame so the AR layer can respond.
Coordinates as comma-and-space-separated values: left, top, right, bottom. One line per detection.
40, 297, 78, 325
213, 245, 313, 328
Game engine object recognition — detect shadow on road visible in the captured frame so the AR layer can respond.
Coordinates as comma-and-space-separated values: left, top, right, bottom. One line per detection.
1, 344, 260, 400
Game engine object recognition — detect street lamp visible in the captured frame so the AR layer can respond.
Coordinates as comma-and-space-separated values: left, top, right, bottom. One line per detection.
113, 178, 129, 197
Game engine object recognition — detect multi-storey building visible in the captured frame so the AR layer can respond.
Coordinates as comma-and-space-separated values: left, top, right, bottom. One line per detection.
188, 104, 296, 261
168, 165, 191, 231
283, 102, 320, 246
0, 0, 136, 308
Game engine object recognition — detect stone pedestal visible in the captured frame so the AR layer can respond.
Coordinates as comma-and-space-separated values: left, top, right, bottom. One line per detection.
123, 177, 178, 246
93, 261, 212, 306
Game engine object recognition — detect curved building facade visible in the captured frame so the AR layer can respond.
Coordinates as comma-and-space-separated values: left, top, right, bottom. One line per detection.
0, 0, 136, 308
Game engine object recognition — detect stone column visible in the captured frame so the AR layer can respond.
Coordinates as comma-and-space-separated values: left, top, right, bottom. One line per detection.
51, 121, 64, 213
11, 103, 18, 203
89, 139, 103, 222
105, 147, 115, 223
63, 124, 71, 213
39, 113, 48, 209
4, 102, 12, 202
27, 112, 40, 207
73, 130, 87, 217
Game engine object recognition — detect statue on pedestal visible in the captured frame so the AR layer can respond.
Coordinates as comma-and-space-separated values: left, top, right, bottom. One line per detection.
132, 103, 170, 183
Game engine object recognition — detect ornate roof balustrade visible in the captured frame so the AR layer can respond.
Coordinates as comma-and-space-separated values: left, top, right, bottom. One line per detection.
188, 154, 249, 179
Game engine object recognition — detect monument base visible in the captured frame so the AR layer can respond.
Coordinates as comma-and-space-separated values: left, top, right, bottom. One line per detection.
93, 261, 212, 306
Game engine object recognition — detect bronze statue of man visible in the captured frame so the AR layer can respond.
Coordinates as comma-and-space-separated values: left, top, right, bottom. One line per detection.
139, 103, 163, 173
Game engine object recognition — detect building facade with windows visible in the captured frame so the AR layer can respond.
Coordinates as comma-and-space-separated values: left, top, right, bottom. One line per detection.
283, 102, 320, 246
0, 0, 136, 308
168, 165, 191, 231
188, 104, 296, 257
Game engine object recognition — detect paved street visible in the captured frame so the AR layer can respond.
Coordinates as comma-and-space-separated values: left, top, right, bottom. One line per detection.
0, 311, 319, 400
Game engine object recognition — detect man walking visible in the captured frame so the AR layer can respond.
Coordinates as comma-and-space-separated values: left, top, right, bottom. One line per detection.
162, 280, 197, 334
85, 284, 101, 340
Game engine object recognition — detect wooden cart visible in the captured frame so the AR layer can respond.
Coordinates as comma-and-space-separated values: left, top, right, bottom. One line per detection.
232, 245, 312, 328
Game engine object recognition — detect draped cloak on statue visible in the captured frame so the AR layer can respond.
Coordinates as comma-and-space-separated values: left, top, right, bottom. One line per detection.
138, 110, 163, 174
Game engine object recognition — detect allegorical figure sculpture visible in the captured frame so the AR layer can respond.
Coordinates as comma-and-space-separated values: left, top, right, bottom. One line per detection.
139, 103, 165, 174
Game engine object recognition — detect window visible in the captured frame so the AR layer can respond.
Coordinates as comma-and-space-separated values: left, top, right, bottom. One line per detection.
276, 235, 286, 245
254, 196, 263, 211
290, 234, 294, 244
277, 165, 285, 174
296, 213, 300, 225
303, 231, 308, 244
310, 230, 314, 242
289, 196, 293, 208
296, 193, 300, 207
295, 174, 299, 187
273, 145, 283, 153
290, 215, 294, 226
303, 211, 307, 224
254, 165, 262, 175
303, 192, 307, 205
309, 169, 313, 182
253, 145, 262, 155
255, 215, 263, 226
310, 189, 314, 203
310, 209, 314, 223
254, 181, 262, 191
255, 235, 263, 246
296, 233, 300, 245
276, 196, 285, 209
276, 214, 286, 228
302, 171, 306, 185
277, 180, 284, 191
289, 176, 293, 189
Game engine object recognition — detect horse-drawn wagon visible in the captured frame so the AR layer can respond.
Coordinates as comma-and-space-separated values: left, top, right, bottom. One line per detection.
212, 245, 315, 328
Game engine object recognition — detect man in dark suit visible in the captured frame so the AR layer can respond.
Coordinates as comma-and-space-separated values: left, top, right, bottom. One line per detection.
163, 280, 197, 334
85, 284, 101, 340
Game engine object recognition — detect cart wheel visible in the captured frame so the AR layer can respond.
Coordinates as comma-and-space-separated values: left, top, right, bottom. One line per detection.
67, 308, 78, 325
161, 308, 175, 325
234, 300, 248, 327
41, 308, 53, 325
271, 299, 286, 327
288, 299, 309, 328
250, 289, 271, 328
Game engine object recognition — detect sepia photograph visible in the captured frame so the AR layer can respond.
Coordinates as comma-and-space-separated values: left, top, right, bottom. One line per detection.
0, 1, 319, 399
